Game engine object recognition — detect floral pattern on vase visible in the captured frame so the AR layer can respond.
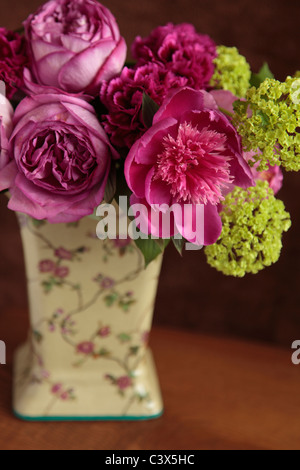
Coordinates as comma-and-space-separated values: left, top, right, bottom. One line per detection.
13, 214, 163, 420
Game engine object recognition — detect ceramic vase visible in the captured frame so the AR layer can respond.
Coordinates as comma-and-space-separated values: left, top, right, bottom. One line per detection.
13, 213, 163, 421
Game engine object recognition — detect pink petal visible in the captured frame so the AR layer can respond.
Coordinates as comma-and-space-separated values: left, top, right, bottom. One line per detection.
153, 87, 218, 125
0, 160, 18, 191
35, 50, 74, 88
174, 202, 222, 246
58, 40, 117, 92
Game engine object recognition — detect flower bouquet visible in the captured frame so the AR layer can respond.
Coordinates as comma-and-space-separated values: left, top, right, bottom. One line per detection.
0, 0, 299, 420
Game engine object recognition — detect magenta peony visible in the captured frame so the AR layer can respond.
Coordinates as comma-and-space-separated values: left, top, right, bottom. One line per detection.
125, 87, 254, 245
0, 93, 117, 222
132, 23, 217, 90
24, 0, 127, 96
100, 63, 188, 149
0, 28, 28, 99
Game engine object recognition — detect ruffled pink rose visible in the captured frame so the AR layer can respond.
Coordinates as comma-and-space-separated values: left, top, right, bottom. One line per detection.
132, 23, 217, 90
24, 0, 127, 96
0, 93, 117, 222
100, 63, 188, 149
0, 93, 13, 174
125, 87, 254, 246
0, 28, 28, 99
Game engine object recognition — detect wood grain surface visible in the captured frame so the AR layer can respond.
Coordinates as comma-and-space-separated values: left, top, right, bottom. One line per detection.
1, 310, 300, 450
1, 0, 300, 450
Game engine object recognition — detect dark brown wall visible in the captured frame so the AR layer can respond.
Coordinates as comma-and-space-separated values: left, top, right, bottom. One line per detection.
1, 0, 300, 346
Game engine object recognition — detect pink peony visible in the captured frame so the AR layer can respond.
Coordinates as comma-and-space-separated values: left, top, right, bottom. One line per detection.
0, 28, 28, 99
100, 63, 188, 149
116, 375, 132, 390
132, 23, 217, 90
54, 247, 72, 260
24, 0, 126, 96
39, 259, 55, 273
54, 266, 69, 278
0, 93, 118, 222
0, 93, 13, 176
77, 341, 94, 355
125, 87, 254, 246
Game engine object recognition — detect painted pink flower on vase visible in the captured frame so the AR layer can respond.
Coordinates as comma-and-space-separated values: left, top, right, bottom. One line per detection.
24, 0, 127, 96
132, 23, 217, 90
116, 376, 132, 390
55, 247, 73, 260
0, 93, 118, 222
76, 341, 95, 355
125, 87, 254, 246
54, 266, 70, 279
101, 277, 115, 289
39, 259, 55, 273
51, 383, 63, 395
98, 326, 111, 337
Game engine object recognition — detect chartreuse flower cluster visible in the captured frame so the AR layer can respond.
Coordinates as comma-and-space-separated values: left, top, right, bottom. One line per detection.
233, 76, 300, 171
205, 181, 291, 277
210, 45, 251, 97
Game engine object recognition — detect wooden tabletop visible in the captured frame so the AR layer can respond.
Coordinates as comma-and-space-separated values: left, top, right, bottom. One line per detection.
0, 310, 299, 450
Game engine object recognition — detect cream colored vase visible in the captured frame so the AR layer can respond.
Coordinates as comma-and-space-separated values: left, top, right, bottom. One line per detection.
13, 214, 163, 421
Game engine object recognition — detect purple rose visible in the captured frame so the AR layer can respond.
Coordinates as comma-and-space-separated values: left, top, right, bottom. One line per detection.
0, 28, 28, 99
1, 93, 117, 222
125, 87, 254, 245
100, 63, 188, 150
0, 94, 13, 176
24, 0, 127, 96
132, 23, 217, 90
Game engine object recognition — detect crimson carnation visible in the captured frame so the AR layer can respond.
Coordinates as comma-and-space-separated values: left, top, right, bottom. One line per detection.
132, 23, 217, 90
0, 28, 28, 99
100, 63, 188, 149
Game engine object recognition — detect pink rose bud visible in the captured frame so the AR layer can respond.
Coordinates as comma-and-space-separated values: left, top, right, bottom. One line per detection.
24, 0, 127, 96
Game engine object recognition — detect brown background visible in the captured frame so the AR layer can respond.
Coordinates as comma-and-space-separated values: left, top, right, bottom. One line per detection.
1, 0, 300, 347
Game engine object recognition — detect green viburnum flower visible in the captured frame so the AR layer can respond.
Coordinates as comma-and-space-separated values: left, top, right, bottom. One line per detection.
210, 45, 251, 97
205, 181, 291, 277
233, 76, 300, 171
